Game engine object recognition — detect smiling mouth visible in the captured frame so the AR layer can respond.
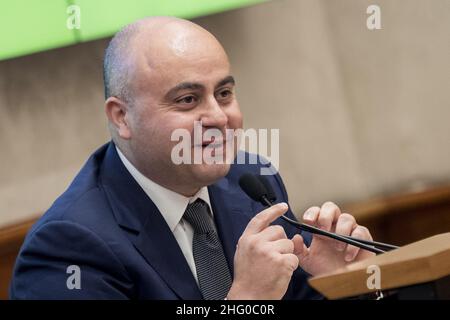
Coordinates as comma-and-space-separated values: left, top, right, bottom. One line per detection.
194, 140, 226, 148
205, 142, 224, 148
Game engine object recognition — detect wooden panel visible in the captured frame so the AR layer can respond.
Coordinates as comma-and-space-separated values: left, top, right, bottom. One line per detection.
309, 233, 450, 299
343, 185, 450, 246
0, 218, 37, 300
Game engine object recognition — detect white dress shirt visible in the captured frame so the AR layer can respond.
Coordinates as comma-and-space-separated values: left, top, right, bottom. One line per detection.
116, 146, 216, 284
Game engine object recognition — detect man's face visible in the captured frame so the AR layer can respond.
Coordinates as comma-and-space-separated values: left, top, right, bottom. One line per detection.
125, 29, 243, 194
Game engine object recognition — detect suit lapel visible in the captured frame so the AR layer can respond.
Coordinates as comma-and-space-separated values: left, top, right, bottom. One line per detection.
133, 206, 203, 299
99, 143, 202, 299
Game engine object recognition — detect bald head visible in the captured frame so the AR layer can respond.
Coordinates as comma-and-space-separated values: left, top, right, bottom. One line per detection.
103, 16, 227, 103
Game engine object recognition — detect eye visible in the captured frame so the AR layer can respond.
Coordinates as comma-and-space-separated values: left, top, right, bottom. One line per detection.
217, 89, 233, 100
176, 95, 198, 105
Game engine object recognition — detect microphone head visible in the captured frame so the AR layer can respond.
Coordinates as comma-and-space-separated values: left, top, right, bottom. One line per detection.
239, 173, 267, 202
257, 175, 277, 202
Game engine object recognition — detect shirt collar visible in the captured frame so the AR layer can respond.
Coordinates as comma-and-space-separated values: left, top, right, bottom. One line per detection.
116, 146, 212, 232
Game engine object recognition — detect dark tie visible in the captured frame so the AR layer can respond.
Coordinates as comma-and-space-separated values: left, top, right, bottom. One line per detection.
183, 199, 232, 300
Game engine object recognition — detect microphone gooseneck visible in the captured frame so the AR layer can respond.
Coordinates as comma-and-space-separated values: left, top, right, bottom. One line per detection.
239, 174, 398, 254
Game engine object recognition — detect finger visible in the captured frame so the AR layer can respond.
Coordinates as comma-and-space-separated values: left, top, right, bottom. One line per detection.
334, 213, 357, 251
317, 202, 341, 232
258, 225, 287, 241
345, 225, 372, 262
243, 203, 288, 235
269, 238, 295, 254
292, 234, 308, 257
302, 206, 320, 225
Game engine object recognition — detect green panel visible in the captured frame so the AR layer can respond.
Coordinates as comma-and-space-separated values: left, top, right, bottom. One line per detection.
0, 0, 265, 61
0, 0, 77, 61
74, 0, 266, 42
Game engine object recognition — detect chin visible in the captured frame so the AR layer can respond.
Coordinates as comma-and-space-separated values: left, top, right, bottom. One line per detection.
194, 163, 231, 186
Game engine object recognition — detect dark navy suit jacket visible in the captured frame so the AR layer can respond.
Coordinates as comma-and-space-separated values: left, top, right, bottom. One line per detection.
10, 142, 321, 299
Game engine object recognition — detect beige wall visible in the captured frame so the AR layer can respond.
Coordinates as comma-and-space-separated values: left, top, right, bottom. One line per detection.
0, 0, 449, 227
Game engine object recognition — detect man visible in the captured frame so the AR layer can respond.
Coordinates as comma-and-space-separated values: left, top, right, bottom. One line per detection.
10, 17, 374, 299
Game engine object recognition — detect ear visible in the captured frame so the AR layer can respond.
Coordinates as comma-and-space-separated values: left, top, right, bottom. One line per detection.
104, 97, 132, 140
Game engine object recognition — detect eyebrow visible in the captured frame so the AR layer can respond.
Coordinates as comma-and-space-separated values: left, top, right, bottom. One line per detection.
164, 75, 235, 100
216, 75, 235, 88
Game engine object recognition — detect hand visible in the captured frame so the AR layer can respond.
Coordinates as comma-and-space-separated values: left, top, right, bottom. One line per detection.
227, 203, 299, 300
292, 202, 375, 276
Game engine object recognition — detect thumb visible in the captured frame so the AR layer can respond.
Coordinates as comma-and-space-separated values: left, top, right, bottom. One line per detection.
292, 234, 309, 258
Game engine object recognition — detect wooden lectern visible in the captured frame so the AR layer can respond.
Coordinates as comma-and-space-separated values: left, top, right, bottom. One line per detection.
308, 233, 450, 300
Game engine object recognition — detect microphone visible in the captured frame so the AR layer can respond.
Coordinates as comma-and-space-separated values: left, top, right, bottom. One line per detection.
239, 174, 398, 254
238, 173, 268, 202
257, 175, 277, 202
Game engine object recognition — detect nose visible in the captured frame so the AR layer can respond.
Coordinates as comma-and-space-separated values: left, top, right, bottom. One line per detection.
200, 96, 228, 129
